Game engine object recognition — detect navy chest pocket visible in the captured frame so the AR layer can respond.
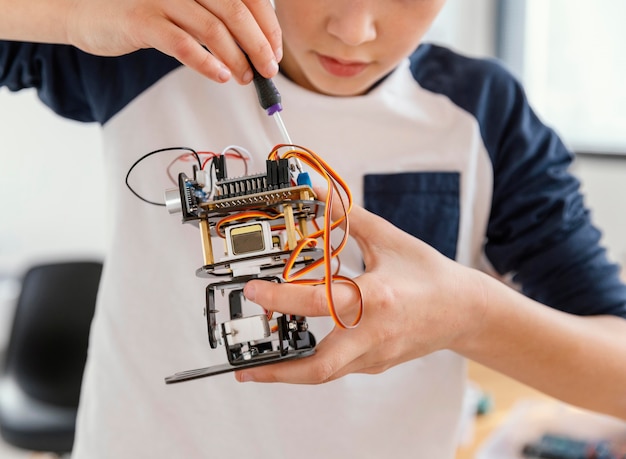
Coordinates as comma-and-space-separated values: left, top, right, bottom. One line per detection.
363, 172, 460, 260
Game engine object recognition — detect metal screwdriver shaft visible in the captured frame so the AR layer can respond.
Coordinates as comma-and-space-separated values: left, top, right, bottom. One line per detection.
272, 110, 293, 144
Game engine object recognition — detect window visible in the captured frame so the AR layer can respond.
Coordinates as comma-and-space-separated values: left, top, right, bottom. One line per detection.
498, 0, 626, 154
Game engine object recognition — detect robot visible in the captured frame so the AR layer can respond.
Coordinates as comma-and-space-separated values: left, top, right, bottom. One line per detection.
161, 146, 329, 383
126, 66, 361, 384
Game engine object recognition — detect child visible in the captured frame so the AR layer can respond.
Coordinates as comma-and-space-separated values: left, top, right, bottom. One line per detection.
2, 1, 625, 458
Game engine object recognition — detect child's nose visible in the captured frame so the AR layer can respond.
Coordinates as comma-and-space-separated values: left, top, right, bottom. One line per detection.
326, 4, 377, 47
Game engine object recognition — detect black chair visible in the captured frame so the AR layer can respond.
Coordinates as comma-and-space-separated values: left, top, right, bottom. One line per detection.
0, 261, 102, 455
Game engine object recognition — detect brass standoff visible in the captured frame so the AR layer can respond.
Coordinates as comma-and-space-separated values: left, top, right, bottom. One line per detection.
297, 204, 309, 238
297, 188, 312, 237
282, 204, 298, 250
199, 219, 214, 266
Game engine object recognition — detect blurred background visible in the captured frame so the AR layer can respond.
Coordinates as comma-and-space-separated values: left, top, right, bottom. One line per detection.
1, 0, 625, 457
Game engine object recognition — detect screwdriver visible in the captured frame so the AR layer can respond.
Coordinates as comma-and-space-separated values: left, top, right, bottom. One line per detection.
247, 56, 305, 182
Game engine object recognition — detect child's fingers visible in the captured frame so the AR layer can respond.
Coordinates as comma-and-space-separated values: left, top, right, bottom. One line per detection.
244, 278, 362, 319
235, 329, 367, 384
191, 0, 280, 80
67, 0, 280, 83
141, 17, 234, 83
150, 0, 277, 83
240, 0, 283, 64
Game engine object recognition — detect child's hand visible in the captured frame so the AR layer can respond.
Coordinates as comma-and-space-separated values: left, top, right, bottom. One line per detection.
236, 204, 487, 384
67, 0, 281, 84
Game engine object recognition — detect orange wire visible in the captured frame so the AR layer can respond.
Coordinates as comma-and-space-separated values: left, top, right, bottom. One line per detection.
267, 144, 363, 329
215, 211, 283, 238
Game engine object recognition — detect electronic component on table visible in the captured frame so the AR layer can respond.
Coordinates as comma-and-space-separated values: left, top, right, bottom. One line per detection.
522, 433, 626, 459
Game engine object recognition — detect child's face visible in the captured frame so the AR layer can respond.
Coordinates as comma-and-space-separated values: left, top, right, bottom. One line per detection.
275, 0, 447, 96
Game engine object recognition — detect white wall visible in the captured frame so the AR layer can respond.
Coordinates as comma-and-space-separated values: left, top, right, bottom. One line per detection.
428, 0, 497, 57
0, 88, 106, 273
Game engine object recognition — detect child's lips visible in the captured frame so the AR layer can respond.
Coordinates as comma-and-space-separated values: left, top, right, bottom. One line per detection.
317, 54, 369, 77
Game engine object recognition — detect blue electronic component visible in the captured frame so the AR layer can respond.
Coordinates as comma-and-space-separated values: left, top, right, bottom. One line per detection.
296, 171, 312, 188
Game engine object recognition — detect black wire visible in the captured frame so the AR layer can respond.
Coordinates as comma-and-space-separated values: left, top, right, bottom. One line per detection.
208, 156, 217, 191
125, 147, 202, 206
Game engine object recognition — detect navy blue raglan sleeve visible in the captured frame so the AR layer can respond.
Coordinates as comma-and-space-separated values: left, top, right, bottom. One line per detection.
411, 44, 626, 318
0, 41, 180, 124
